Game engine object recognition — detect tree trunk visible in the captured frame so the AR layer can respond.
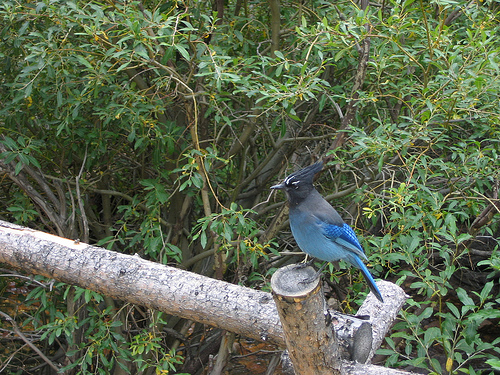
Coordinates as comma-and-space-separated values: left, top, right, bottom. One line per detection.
268, 0, 280, 56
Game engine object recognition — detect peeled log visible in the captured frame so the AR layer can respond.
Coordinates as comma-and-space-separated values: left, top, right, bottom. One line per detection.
330, 310, 373, 363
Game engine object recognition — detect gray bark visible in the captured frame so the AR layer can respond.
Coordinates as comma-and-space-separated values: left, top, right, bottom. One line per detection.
0, 220, 416, 374
0, 220, 282, 346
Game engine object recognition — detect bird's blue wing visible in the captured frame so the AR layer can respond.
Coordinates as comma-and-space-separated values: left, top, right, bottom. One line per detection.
306, 192, 366, 257
319, 221, 367, 260
319, 221, 383, 302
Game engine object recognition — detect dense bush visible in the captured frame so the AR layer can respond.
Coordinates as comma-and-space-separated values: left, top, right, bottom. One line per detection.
1, 0, 499, 373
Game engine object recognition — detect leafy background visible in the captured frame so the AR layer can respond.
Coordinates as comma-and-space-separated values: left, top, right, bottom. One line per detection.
0, 0, 499, 373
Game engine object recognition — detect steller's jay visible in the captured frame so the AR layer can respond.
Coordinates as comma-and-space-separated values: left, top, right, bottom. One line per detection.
271, 161, 384, 302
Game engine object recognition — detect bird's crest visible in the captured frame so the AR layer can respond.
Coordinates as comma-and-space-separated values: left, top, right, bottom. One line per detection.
284, 161, 323, 188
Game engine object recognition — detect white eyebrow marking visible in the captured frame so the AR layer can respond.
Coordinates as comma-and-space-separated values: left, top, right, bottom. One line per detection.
285, 175, 299, 186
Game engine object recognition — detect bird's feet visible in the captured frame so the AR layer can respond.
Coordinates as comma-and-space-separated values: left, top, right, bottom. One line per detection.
299, 274, 318, 284
295, 258, 315, 270
298, 261, 328, 284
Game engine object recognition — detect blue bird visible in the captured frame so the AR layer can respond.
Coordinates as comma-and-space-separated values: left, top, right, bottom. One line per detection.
271, 161, 384, 302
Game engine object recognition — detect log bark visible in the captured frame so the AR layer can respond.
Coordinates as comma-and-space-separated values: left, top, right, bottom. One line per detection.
0, 220, 283, 346
271, 264, 341, 374
0, 220, 416, 374
280, 354, 421, 375
330, 308, 373, 363
357, 280, 409, 362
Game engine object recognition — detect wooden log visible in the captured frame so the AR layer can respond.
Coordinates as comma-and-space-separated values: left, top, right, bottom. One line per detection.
270, 264, 396, 365
0, 220, 283, 346
271, 264, 341, 374
280, 352, 422, 375
357, 279, 409, 362
0, 220, 416, 374
329, 310, 373, 363
272, 264, 415, 375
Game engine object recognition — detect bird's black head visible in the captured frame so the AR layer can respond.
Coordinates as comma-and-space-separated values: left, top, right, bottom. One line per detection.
271, 161, 323, 205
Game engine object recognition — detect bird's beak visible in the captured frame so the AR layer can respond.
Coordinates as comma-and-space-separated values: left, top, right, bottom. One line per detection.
271, 182, 285, 190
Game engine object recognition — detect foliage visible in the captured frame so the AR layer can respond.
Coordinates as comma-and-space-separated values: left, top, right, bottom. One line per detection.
0, 0, 499, 373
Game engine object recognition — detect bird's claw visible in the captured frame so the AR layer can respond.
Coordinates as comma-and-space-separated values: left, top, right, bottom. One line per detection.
299, 275, 318, 284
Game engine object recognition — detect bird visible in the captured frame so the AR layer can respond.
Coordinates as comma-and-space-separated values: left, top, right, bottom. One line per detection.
271, 161, 384, 302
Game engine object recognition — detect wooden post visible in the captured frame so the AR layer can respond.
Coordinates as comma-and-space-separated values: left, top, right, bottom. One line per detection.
271, 264, 341, 374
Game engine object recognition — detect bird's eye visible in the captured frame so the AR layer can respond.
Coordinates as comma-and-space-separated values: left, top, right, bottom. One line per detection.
285, 176, 299, 188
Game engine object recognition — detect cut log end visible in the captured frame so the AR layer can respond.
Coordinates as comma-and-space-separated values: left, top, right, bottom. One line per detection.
271, 263, 319, 297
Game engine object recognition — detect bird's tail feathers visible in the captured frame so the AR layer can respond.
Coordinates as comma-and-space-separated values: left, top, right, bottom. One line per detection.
353, 256, 384, 303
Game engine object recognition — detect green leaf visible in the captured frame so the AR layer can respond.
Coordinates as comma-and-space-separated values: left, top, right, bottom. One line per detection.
334, 49, 345, 62
200, 231, 207, 248
318, 94, 327, 112
1, 152, 17, 163
134, 44, 149, 59
456, 288, 474, 306
175, 44, 191, 61
116, 61, 132, 73
423, 326, 441, 346
14, 161, 24, 175
76, 55, 94, 71
479, 280, 494, 303
446, 302, 461, 319
468, 309, 500, 322
2, 136, 17, 150
274, 50, 284, 59
486, 359, 500, 370
430, 357, 442, 373
191, 173, 204, 189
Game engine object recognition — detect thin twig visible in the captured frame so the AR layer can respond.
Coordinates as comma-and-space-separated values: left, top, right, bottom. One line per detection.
0, 311, 61, 372
76, 147, 89, 242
